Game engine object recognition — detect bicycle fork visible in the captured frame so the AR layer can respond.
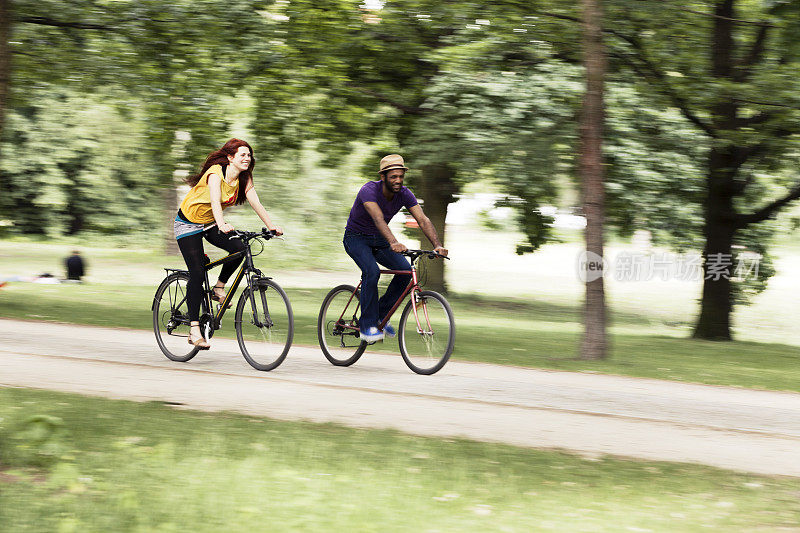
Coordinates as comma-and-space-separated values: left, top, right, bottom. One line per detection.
247, 275, 273, 329
410, 290, 433, 336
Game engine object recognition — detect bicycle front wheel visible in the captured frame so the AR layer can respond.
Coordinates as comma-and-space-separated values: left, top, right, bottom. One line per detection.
398, 290, 455, 375
153, 272, 200, 362
235, 279, 294, 371
317, 284, 366, 366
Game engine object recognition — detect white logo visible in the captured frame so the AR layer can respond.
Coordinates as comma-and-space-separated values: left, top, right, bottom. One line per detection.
577, 251, 607, 283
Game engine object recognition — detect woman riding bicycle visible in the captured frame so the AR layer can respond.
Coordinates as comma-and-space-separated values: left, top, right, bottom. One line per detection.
175, 138, 282, 349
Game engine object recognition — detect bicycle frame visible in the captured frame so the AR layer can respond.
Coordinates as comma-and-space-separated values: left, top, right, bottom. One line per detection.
155, 228, 291, 372
337, 262, 432, 336
167, 235, 270, 332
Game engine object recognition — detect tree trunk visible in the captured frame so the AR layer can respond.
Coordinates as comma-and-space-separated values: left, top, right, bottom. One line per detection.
693, 0, 737, 340
147, 123, 181, 256
693, 147, 737, 340
579, 0, 608, 360
417, 163, 456, 294
163, 183, 180, 256
0, 0, 11, 149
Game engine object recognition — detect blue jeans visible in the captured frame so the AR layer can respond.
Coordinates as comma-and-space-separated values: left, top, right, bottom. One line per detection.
343, 230, 412, 331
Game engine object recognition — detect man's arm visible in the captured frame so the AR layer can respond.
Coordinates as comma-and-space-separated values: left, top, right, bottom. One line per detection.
408, 204, 448, 256
363, 201, 407, 253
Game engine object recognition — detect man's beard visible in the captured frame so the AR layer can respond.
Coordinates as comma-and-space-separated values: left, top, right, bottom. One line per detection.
383, 176, 401, 192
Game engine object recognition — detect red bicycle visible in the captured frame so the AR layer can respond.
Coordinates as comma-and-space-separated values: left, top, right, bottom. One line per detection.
317, 249, 455, 375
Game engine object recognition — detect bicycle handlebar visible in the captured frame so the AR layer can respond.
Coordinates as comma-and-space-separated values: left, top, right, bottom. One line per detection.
401, 249, 450, 260
229, 228, 279, 241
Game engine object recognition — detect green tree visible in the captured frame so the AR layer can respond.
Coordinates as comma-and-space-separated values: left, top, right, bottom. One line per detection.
253, 0, 584, 292
2, 90, 159, 236
2, 0, 277, 249
524, 1, 800, 340
600, 0, 800, 340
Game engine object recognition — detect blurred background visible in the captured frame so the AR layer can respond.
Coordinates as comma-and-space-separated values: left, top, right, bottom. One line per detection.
1, 0, 799, 346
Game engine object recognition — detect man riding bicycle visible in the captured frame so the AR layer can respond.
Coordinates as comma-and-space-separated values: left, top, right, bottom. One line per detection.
344, 154, 448, 343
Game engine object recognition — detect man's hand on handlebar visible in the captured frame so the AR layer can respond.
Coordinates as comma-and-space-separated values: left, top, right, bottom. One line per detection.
391, 241, 408, 253
433, 246, 448, 257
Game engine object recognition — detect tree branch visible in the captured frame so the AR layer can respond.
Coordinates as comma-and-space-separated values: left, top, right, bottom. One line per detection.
740, 25, 769, 67
733, 97, 800, 129
733, 98, 800, 109
738, 184, 800, 227
734, 111, 776, 128
609, 49, 716, 137
679, 7, 774, 27
345, 84, 429, 115
731, 174, 754, 195
17, 16, 114, 31
529, 9, 716, 137
734, 24, 769, 82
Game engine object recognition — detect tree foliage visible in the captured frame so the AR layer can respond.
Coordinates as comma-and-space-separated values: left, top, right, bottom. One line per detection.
599, 0, 800, 339
2, 0, 800, 344
1, 89, 155, 236
2, 0, 275, 243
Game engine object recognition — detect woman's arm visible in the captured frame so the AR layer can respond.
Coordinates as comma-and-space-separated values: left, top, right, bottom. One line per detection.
208, 172, 234, 233
245, 186, 283, 235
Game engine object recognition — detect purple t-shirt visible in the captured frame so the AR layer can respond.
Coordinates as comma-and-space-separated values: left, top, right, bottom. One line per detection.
345, 180, 419, 235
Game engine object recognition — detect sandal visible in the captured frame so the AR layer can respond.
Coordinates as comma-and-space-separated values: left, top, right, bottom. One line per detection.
211, 287, 232, 309
188, 332, 211, 350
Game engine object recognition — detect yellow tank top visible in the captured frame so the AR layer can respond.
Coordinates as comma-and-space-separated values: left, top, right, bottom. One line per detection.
179, 164, 240, 224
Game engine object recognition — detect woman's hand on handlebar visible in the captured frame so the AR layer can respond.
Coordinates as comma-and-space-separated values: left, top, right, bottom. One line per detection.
219, 222, 235, 233
268, 226, 284, 236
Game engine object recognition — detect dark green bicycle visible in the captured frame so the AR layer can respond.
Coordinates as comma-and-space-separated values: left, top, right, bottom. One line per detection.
152, 228, 293, 371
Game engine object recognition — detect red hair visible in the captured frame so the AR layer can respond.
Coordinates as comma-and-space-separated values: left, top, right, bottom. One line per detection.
187, 139, 255, 206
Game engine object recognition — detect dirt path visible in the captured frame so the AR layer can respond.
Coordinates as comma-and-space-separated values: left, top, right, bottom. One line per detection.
2, 318, 800, 477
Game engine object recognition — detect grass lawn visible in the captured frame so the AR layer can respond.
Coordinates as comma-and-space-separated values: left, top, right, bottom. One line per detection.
2, 239, 800, 392
2, 387, 799, 532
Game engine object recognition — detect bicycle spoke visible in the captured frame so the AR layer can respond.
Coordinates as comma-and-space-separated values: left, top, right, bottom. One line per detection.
399, 291, 455, 375
317, 285, 366, 366
236, 281, 293, 371
153, 273, 199, 362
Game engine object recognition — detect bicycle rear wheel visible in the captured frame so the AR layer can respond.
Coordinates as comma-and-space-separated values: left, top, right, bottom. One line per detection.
235, 278, 293, 371
398, 290, 455, 375
153, 272, 200, 362
317, 284, 366, 366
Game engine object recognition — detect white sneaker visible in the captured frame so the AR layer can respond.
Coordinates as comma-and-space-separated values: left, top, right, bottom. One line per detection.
383, 324, 396, 338
360, 326, 384, 343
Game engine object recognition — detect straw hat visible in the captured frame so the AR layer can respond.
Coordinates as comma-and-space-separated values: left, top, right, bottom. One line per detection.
378, 154, 409, 174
